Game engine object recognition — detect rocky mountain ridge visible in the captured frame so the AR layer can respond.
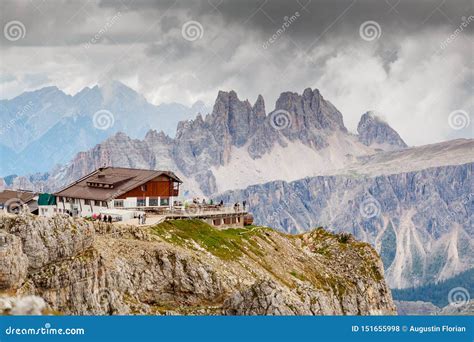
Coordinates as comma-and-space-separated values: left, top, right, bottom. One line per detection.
0, 214, 396, 315
3, 87, 405, 195
0, 81, 210, 176
357, 111, 407, 150
215, 160, 473, 289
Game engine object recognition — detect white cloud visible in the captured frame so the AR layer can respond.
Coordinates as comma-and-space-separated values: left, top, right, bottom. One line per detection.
316, 29, 472, 145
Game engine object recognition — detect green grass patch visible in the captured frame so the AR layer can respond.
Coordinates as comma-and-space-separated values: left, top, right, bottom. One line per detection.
150, 219, 261, 260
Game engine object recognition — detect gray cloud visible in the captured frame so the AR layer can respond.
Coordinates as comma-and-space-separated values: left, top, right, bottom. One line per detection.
0, 0, 472, 146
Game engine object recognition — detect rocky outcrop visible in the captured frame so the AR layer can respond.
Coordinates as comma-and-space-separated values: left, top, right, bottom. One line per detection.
0, 214, 396, 316
0, 295, 47, 315
0, 214, 94, 270
357, 111, 407, 150
0, 231, 28, 289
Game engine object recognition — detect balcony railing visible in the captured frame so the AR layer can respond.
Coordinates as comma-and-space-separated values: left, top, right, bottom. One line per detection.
148, 205, 246, 216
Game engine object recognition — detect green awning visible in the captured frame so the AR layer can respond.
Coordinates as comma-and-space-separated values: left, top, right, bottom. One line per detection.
38, 193, 56, 206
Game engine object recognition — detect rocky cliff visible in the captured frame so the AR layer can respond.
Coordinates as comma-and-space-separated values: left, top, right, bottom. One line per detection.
357, 111, 407, 150
216, 160, 473, 289
0, 214, 395, 315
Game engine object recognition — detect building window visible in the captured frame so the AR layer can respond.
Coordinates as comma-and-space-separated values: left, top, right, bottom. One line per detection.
102, 201, 107, 207
137, 198, 146, 207
84, 199, 91, 205
94, 200, 101, 207
141, 184, 147, 192
213, 219, 221, 226
160, 198, 169, 206
114, 200, 124, 208
149, 198, 159, 206
224, 217, 231, 224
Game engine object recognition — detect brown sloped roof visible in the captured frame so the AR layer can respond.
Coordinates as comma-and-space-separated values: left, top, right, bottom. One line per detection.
0, 190, 37, 204
54, 167, 182, 201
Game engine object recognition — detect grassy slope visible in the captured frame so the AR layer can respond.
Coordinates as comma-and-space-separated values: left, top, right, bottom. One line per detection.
150, 220, 269, 260
149, 219, 384, 287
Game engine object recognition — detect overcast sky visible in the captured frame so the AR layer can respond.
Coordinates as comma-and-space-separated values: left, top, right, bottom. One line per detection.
0, 0, 472, 145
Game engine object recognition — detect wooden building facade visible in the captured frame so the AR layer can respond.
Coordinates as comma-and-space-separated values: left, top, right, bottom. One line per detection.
42, 167, 182, 218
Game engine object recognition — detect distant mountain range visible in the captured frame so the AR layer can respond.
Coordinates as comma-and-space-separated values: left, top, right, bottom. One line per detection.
217, 148, 472, 288
4, 86, 408, 194
0, 81, 210, 176
2, 85, 472, 290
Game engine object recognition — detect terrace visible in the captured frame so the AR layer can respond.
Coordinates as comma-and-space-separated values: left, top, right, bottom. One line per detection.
115, 204, 251, 228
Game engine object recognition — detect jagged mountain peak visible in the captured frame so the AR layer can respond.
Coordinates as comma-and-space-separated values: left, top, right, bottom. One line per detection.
357, 111, 407, 150
215, 89, 240, 101
252, 94, 266, 122
30, 85, 61, 95
144, 129, 172, 143
7, 85, 415, 196
254, 94, 265, 106
101, 131, 131, 145
213, 90, 246, 111
272, 87, 347, 134
12, 85, 67, 102
194, 113, 205, 124
175, 113, 207, 137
